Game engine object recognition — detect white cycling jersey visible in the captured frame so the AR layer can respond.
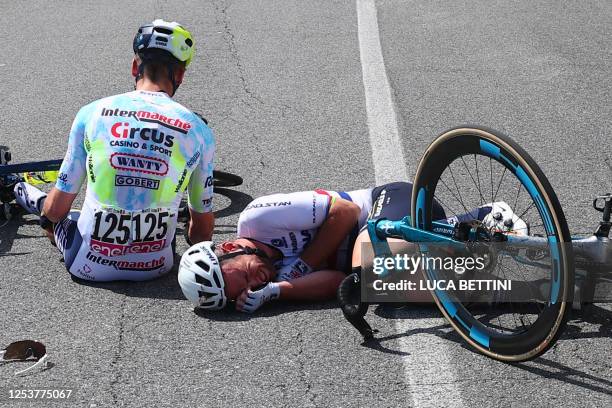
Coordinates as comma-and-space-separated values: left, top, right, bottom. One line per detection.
236, 184, 519, 281
54, 90, 215, 281
237, 188, 373, 276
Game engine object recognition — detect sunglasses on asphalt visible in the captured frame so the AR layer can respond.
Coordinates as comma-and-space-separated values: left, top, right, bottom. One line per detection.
1, 340, 49, 376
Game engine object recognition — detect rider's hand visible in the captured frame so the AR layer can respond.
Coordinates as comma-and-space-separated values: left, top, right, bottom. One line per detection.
277, 257, 313, 281
236, 282, 281, 313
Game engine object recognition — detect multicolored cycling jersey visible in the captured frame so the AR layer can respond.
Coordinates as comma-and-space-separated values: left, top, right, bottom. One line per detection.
55, 90, 215, 280
237, 188, 373, 275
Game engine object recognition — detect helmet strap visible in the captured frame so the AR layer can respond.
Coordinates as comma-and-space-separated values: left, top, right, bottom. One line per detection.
134, 61, 146, 88
134, 58, 179, 96
217, 245, 270, 262
167, 63, 179, 97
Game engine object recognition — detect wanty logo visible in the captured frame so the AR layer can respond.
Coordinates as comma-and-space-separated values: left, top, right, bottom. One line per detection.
110, 153, 168, 176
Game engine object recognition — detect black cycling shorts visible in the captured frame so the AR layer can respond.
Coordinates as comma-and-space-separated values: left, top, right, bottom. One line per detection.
368, 181, 446, 222
340, 182, 446, 274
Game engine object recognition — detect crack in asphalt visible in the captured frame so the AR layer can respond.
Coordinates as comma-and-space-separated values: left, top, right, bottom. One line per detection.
604, 156, 612, 177
295, 330, 317, 407
213, 0, 264, 108
109, 295, 128, 406
212, 0, 267, 178
210, 0, 310, 181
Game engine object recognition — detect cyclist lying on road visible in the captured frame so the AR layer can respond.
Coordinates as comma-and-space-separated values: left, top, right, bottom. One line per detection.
178, 182, 527, 312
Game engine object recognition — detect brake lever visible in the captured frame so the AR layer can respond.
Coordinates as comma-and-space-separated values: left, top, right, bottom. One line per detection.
593, 194, 612, 213
594, 194, 612, 238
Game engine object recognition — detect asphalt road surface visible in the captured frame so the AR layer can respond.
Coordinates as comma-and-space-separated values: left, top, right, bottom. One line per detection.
1, 0, 611, 407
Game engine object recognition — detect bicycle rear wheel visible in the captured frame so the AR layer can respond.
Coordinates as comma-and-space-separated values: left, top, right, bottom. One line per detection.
411, 126, 574, 361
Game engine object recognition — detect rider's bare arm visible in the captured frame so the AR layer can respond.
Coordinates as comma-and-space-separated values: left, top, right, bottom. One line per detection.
235, 269, 346, 310
276, 269, 346, 300
299, 198, 361, 269
42, 188, 77, 223
43, 106, 89, 224
186, 123, 215, 242
188, 210, 214, 243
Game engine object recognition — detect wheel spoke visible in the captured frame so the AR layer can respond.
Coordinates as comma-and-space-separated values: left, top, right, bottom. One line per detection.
459, 155, 486, 205
492, 167, 507, 203
433, 194, 461, 220
439, 172, 472, 216
489, 157, 494, 204
447, 163, 471, 214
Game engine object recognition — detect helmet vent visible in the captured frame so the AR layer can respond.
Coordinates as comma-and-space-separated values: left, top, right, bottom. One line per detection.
198, 299, 216, 307
195, 274, 212, 287
195, 260, 211, 272
185, 38, 193, 47
212, 273, 222, 288
154, 27, 173, 35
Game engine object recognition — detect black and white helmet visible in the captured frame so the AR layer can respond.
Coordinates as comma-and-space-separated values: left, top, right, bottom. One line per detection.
178, 242, 226, 310
133, 19, 195, 66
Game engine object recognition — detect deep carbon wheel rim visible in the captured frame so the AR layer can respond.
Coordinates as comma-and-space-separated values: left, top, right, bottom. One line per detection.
411, 127, 573, 361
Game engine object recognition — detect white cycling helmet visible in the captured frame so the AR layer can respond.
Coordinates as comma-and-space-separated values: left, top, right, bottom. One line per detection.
178, 241, 227, 310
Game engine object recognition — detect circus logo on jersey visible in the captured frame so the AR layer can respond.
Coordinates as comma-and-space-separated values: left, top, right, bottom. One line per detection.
110, 153, 168, 176
110, 122, 175, 148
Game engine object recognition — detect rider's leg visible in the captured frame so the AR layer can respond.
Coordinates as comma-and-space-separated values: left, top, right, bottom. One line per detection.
369, 182, 447, 221
53, 211, 86, 275
13, 182, 47, 216
372, 182, 527, 233
441, 201, 529, 235
15, 182, 85, 276
351, 230, 433, 303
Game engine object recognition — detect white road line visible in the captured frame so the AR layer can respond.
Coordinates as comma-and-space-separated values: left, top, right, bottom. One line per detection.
356, 1, 464, 406
356, 0, 408, 184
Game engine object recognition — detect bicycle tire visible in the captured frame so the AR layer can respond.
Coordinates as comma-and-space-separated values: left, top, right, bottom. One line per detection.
213, 170, 242, 187
411, 126, 574, 361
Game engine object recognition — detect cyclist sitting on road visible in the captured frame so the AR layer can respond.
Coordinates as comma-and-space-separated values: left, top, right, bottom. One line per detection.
178, 182, 528, 312
13, 19, 215, 282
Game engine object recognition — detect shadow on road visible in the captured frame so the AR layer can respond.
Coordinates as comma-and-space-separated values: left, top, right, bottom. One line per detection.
516, 355, 612, 396
193, 300, 339, 321
0, 210, 41, 256
212, 187, 252, 219
361, 303, 612, 394
69, 267, 185, 300
356, 304, 459, 356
